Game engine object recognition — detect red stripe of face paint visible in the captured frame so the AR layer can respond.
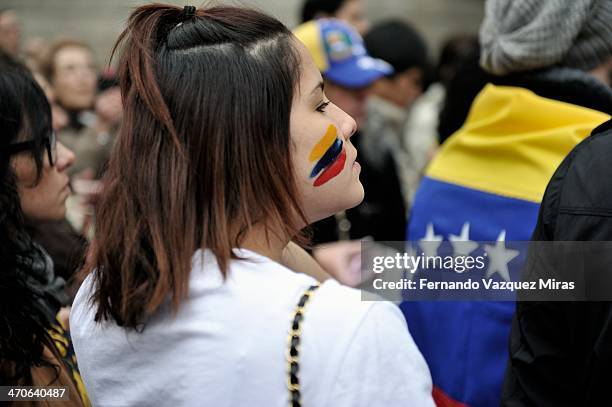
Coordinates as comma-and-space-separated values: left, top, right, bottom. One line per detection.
313, 150, 346, 187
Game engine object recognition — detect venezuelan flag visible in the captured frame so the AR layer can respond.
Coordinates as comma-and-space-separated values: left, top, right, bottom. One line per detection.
401, 84, 609, 407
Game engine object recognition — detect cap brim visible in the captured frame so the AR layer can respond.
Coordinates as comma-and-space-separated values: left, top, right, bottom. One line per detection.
325, 56, 393, 89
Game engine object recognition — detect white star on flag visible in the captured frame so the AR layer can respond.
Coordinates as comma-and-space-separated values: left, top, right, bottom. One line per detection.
483, 230, 519, 282
449, 222, 479, 257
419, 223, 442, 257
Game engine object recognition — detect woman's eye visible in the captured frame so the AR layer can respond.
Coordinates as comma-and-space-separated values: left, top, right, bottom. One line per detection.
316, 101, 330, 113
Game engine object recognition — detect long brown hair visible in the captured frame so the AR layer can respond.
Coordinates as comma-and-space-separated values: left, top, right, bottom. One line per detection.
87, 4, 306, 328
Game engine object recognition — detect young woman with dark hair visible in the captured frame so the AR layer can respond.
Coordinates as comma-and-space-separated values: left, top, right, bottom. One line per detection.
70, 4, 433, 406
0, 54, 87, 405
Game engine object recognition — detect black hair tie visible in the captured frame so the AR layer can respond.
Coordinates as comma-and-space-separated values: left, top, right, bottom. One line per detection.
183, 5, 196, 19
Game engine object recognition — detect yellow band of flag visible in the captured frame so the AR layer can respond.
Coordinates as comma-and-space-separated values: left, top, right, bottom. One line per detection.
427, 84, 610, 203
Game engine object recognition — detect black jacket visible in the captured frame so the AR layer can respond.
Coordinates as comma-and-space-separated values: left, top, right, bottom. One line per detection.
502, 119, 612, 407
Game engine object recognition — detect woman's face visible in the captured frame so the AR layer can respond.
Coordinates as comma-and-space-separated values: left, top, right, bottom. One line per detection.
52, 45, 97, 111
290, 39, 364, 224
13, 139, 75, 221
335, 0, 369, 35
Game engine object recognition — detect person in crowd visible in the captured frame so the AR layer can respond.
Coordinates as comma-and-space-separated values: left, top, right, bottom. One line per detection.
363, 19, 431, 208
434, 34, 479, 145
70, 5, 433, 407
401, 0, 612, 406
294, 18, 407, 284
39, 38, 118, 178
31, 39, 117, 283
90, 67, 122, 174
495, 1, 612, 405
398, 34, 478, 203
32, 71, 70, 133
0, 9, 20, 59
436, 34, 479, 93
300, 0, 369, 35
26, 69, 88, 283
0, 53, 88, 406
23, 36, 48, 72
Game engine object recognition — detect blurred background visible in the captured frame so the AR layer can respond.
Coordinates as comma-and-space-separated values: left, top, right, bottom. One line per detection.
3, 0, 484, 66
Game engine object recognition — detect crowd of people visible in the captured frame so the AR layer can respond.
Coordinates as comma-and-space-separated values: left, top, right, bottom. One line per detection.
1, 0, 612, 406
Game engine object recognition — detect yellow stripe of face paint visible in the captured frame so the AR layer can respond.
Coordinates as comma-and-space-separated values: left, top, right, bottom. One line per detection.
309, 125, 337, 162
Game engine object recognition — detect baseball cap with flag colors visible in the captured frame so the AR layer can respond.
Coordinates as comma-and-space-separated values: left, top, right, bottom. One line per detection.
294, 18, 393, 89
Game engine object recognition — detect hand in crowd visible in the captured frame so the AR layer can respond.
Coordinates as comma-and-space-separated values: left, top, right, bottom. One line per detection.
313, 240, 363, 287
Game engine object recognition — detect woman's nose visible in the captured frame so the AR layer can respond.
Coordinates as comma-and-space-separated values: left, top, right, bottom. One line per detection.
341, 113, 357, 141
333, 104, 358, 141
55, 141, 76, 171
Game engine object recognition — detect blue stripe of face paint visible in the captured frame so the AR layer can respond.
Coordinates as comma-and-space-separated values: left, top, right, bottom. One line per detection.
310, 138, 343, 178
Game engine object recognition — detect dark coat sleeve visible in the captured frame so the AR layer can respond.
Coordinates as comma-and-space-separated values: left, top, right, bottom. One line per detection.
502, 120, 612, 407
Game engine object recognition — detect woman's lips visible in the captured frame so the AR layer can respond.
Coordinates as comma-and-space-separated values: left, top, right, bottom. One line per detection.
349, 148, 359, 170
60, 183, 71, 201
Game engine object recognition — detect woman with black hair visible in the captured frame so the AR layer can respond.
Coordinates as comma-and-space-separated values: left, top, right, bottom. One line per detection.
70, 4, 433, 407
0, 54, 87, 406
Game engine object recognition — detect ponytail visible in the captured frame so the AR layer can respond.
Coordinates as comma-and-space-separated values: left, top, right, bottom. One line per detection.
112, 3, 185, 151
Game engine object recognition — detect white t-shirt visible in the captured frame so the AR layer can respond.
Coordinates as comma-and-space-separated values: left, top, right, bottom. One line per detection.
70, 249, 433, 407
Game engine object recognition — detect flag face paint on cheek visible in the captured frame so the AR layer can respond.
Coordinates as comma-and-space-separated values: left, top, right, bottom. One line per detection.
308, 125, 346, 187
310, 138, 343, 178
313, 150, 346, 187
309, 125, 337, 162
